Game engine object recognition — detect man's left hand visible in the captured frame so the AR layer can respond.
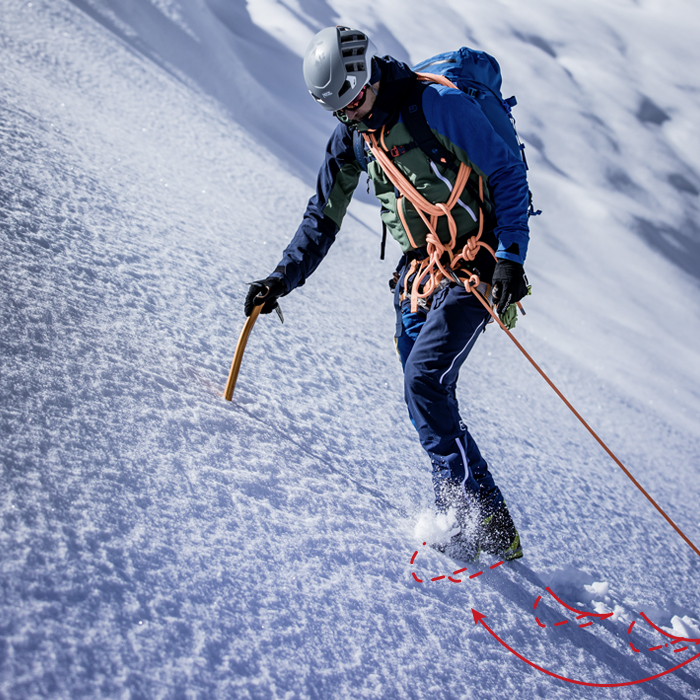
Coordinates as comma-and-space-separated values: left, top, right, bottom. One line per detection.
491, 260, 529, 314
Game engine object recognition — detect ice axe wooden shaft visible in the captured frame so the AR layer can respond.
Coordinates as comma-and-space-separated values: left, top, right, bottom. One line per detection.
224, 303, 263, 401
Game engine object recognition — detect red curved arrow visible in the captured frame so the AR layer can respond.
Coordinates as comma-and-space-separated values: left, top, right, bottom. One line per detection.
545, 587, 614, 620
638, 612, 700, 645
471, 609, 700, 687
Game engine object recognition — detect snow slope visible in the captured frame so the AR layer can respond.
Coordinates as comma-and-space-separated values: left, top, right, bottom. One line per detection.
1, 0, 700, 698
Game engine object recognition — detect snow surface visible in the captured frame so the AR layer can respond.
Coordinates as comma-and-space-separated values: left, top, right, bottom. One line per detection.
1, 0, 700, 698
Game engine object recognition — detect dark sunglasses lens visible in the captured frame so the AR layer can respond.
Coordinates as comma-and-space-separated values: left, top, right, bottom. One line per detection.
345, 85, 367, 111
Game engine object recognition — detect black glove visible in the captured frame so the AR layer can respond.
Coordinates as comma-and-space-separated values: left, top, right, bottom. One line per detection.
491, 260, 529, 314
244, 277, 286, 317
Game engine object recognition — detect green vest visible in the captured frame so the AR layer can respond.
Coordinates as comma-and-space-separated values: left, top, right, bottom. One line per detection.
360, 123, 490, 252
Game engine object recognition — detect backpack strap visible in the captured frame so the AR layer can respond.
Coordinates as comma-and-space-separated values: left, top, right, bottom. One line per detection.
400, 77, 493, 221
354, 126, 421, 168
401, 80, 458, 173
352, 129, 369, 172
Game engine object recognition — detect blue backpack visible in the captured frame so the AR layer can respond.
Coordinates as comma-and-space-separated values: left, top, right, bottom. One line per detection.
411, 47, 526, 166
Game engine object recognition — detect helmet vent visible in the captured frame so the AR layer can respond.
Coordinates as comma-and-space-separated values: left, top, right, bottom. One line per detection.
342, 46, 365, 58
340, 32, 365, 43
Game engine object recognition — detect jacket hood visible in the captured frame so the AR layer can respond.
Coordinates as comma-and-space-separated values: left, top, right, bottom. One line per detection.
360, 56, 416, 131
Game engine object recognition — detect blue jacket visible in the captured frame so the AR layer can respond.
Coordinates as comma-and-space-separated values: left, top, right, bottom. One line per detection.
271, 57, 530, 293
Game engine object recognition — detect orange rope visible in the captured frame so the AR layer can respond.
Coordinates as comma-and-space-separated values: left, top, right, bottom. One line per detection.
415, 71, 460, 90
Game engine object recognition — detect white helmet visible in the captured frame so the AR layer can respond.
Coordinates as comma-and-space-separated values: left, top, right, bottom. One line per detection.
303, 26, 377, 112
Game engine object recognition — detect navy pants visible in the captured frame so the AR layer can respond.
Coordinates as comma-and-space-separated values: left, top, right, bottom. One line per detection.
395, 278, 505, 518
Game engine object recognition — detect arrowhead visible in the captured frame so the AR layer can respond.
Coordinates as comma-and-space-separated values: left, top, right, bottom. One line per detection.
472, 608, 486, 626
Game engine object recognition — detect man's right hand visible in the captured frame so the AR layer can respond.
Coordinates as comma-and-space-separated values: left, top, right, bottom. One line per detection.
244, 277, 286, 317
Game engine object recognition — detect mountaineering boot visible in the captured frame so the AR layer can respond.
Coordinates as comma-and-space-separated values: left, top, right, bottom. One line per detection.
432, 531, 480, 564
431, 492, 482, 563
480, 502, 523, 561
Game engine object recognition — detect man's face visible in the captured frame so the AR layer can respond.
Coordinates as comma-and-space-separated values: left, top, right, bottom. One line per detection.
340, 81, 379, 122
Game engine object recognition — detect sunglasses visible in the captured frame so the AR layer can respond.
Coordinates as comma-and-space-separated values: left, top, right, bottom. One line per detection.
343, 84, 369, 112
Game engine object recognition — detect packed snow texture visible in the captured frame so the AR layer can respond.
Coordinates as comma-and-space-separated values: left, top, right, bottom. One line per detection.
1, 0, 700, 698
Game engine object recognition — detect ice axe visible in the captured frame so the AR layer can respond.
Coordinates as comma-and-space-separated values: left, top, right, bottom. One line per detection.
224, 302, 283, 401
